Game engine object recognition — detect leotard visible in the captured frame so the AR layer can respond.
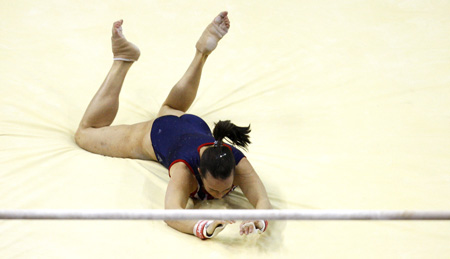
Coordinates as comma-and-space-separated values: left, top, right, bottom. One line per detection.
150, 114, 245, 200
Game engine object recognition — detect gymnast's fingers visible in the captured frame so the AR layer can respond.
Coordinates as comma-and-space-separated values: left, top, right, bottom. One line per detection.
240, 221, 255, 235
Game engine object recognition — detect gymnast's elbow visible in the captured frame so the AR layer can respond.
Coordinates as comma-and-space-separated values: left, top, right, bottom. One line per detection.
163, 204, 185, 228
164, 219, 172, 227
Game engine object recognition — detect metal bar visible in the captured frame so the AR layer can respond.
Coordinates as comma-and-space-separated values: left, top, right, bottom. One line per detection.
0, 209, 449, 220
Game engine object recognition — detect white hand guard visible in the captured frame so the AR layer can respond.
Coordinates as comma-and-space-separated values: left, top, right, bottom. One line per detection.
193, 220, 227, 240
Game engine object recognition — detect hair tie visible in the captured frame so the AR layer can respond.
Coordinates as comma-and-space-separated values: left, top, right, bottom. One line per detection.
216, 152, 227, 160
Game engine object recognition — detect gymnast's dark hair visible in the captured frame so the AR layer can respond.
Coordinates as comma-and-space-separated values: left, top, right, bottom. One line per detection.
199, 120, 251, 180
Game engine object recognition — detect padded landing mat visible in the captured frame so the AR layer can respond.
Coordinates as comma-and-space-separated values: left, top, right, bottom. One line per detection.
1, 1, 450, 258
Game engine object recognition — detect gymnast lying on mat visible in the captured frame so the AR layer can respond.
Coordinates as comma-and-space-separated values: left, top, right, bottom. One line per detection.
75, 11, 272, 240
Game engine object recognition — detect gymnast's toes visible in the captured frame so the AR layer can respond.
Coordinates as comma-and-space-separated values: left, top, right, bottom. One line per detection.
196, 11, 230, 55
112, 19, 125, 39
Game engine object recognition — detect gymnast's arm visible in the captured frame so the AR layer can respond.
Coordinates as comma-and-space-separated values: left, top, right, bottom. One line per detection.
164, 163, 199, 235
234, 157, 272, 234
164, 162, 231, 237
235, 157, 272, 210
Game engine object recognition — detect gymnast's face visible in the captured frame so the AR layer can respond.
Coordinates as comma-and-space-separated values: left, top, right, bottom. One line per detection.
201, 171, 234, 199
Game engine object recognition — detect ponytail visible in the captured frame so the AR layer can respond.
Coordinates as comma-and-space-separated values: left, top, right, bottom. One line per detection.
199, 120, 251, 180
213, 120, 251, 151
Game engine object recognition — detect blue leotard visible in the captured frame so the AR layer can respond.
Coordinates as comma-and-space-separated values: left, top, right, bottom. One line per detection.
150, 114, 245, 200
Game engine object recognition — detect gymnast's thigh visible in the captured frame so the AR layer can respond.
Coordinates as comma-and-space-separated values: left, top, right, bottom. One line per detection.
75, 120, 157, 161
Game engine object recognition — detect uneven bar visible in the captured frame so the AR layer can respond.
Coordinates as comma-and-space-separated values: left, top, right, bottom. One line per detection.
0, 209, 449, 220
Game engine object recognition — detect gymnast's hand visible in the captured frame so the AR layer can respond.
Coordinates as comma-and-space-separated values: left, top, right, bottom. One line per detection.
207, 220, 235, 236
239, 220, 269, 236
194, 220, 235, 239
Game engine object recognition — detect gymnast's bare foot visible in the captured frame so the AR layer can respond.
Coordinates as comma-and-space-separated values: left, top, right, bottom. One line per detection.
111, 19, 140, 62
196, 11, 230, 55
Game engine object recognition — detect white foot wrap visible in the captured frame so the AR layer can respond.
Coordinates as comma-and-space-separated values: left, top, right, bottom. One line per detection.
113, 57, 135, 62
111, 36, 140, 62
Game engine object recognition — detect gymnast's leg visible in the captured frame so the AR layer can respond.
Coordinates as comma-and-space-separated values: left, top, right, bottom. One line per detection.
75, 20, 156, 160
158, 11, 230, 117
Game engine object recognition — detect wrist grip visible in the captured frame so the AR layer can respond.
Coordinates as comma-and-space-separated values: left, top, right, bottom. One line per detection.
193, 220, 226, 240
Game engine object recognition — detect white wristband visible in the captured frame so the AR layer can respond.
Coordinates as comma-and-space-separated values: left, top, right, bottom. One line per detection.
193, 220, 209, 240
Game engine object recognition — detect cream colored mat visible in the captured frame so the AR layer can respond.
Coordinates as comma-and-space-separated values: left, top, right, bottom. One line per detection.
1, 1, 450, 258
